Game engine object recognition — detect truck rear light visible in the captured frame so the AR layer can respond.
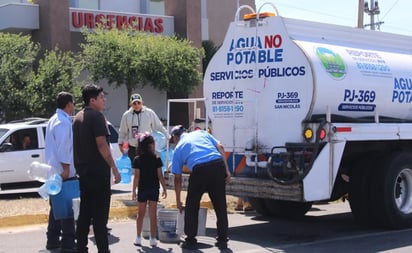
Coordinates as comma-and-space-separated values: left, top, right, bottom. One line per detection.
319, 128, 327, 140
303, 128, 313, 141
336, 127, 352, 132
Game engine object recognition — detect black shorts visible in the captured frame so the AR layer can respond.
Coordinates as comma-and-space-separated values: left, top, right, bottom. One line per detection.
137, 188, 159, 202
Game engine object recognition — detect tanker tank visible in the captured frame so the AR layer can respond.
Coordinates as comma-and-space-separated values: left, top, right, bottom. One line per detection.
203, 10, 412, 151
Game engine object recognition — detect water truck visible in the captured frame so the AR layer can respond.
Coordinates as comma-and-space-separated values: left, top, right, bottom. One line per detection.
167, 3, 412, 229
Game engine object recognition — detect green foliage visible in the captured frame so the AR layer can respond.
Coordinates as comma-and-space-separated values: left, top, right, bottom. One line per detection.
0, 33, 82, 122
141, 34, 204, 93
28, 48, 83, 117
81, 27, 204, 103
0, 33, 39, 122
0, 28, 205, 122
202, 40, 219, 73
81, 28, 141, 89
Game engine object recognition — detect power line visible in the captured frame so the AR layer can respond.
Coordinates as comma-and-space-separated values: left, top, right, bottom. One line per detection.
275, 3, 355, 24
381, 0, 400, 20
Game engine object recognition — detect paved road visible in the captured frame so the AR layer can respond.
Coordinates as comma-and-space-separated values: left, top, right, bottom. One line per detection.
1, 201, 412, 253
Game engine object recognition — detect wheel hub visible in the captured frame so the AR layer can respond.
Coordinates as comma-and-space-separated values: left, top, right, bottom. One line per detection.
394, 168, 412, 214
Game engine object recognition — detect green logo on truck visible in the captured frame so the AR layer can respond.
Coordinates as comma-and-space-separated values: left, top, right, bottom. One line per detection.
316, 47, 346, 79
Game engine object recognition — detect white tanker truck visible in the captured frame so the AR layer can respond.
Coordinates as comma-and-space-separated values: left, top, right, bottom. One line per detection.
199, 3, 412, 229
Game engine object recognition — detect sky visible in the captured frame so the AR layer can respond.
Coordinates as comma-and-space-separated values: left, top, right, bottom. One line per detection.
254, 0, 412, 36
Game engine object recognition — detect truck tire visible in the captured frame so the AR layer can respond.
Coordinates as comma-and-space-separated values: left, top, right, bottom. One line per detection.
263, 199, 313, 218
373, 152, 412, 229
348, 158, 376, 226
248, 197, 270, 216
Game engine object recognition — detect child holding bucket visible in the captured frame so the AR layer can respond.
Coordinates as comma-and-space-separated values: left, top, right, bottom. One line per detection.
132, 132, 167, 247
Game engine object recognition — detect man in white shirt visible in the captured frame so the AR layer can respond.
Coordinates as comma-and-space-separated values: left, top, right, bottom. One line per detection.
45, 92, 77, 252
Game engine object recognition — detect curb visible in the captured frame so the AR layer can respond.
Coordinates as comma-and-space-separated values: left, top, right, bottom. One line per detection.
0, 206, 137, 229
0, 191, 238, 229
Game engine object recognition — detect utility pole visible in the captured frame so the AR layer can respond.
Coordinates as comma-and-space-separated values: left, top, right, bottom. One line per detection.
357, 0, 364, 28
363, 0, 383, 30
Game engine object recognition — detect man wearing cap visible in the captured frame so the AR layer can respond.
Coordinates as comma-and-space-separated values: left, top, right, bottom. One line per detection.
118, 93, 168, 161
170, 125, 231, 250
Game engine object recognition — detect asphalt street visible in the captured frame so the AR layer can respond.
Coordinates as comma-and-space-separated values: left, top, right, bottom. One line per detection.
2, 203, 412, 253
2, 183, 412, 252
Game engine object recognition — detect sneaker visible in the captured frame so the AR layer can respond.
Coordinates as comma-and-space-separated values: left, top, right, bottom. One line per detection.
133, 236, 142, 246
149, 238, 157, 247
181, 241, 198, 250
215, 240, 228, 250
45, 242, 61, 250
60, 248, 77, 253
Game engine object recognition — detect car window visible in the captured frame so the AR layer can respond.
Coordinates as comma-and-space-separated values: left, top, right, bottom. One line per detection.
42, 126, 46, 140
6, 128, 39, 151
0, 128, 8, 139
108, 124, 118, 144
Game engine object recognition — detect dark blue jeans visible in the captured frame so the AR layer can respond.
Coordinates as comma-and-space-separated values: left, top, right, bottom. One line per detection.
47, 205, 76, 249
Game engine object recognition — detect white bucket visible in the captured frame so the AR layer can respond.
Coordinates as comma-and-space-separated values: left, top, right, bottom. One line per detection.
177, 207, 207, 236
142, 204, 164, 238
157, 209, 179, 243
72, 197, 80, 221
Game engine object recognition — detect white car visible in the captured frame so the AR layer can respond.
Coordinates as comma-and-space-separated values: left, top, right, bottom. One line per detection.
0, 117, 121, 191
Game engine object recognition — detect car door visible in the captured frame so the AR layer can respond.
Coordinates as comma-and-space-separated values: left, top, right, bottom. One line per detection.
108, 122, 122, 159
0, 127, 44, 184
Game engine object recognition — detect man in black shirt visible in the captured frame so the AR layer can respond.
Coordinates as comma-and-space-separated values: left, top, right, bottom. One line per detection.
73, 84, 121, 253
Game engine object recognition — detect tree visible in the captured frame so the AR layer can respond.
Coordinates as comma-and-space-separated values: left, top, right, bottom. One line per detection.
202, 40, 219, 73
81, 27, 204, 108
139, 34, 204, 93
28, 48, 83, 117
0, 33, 39, 122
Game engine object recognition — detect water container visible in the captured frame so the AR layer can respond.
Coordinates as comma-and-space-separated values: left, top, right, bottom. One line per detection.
72, 197, 80, 221
159, 148, 174, 174
177, 207, 207, 236
116, 153, 132, 184
157, 208, 179, 243
46, 174, 62, 195
28, 161, 52, 182
37, 183, 50, 200
142, 204, 165, 239
152, 131, 167, 152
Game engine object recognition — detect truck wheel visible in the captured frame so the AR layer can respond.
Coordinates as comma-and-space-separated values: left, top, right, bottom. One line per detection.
248, 197, 270, 216
263, 199, 313, 218
348, 159, 375, 226
374, 152, 412, 229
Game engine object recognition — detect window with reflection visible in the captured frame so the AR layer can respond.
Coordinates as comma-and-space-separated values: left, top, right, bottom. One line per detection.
70, 0, 98, 9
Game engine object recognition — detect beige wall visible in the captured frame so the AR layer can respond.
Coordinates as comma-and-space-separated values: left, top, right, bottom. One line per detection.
32, 0, 71, 52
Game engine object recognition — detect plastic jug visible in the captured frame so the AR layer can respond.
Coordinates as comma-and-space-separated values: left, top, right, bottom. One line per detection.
159, 148, 174, 174
46, 174, 62, 195
28, 161, 52, 182
37, 183, 50, 199
152, 131, 167, 152
116, 143, 132, 184
37, 173, 62, 199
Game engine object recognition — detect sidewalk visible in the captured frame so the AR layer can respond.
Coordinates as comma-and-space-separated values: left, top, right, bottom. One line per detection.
0, 182, 138, 228
0, 181, 238, 228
